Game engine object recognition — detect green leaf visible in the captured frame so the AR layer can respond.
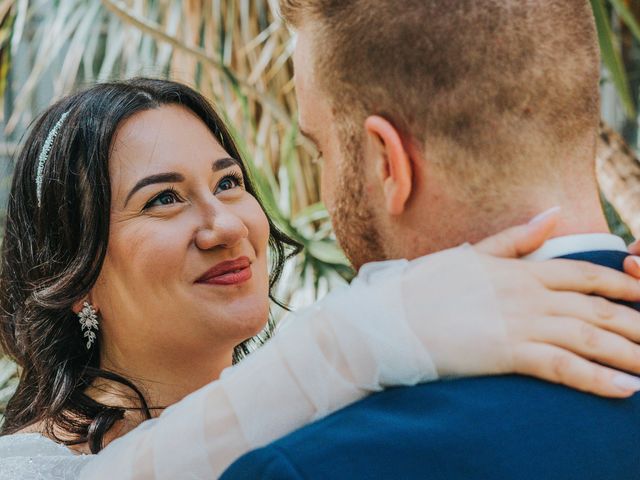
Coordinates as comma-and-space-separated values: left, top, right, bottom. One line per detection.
609, 0, 640, 42
591, 0, 636, 118
292, 202, 329, 227
306, 239, 350, 266
601, 193, 634, 243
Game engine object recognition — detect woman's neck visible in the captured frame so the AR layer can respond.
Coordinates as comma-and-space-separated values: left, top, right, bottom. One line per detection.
95, 346, 235, 413
12, 345, 234, 455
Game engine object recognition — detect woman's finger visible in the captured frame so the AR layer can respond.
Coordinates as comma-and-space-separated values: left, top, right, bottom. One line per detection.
526, 258, 640, 301
513, 342, 640, 398
536, 291, 640, 342
623, 255, 640, 279
529, 315, 640, 376
474, 207, 560, 258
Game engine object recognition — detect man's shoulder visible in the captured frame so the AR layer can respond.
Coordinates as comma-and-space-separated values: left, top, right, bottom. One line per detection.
280, 374, 640, 446
222, 375, 640, 479
279, 373, 640, 436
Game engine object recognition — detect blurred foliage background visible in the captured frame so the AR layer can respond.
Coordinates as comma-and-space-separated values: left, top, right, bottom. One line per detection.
1, 0, 640, 419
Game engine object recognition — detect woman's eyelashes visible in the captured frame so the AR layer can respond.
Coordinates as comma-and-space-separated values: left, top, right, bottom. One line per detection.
142, 173, 245, 211
214, 172, 244, 194
144, 187, 183, 210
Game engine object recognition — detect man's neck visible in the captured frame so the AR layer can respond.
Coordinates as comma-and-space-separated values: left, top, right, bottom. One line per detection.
394, 197, 611, 261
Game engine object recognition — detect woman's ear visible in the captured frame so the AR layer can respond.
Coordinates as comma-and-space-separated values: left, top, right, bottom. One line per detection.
72, 297, 97, 315
364, 115, 413, 216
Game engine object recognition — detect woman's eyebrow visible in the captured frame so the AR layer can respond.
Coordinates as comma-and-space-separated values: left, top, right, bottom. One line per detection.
123, 158, 239, 207
124, 172, 185, 206
212, 157, 240, 171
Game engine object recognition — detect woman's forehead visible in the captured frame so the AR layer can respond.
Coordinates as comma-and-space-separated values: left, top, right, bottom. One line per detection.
109, 104, 229, 180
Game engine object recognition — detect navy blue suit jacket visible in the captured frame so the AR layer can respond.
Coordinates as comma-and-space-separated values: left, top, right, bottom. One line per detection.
221, 250, 640, 480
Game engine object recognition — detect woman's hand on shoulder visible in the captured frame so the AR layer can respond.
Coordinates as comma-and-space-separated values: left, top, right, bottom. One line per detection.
470, 209, 640, 398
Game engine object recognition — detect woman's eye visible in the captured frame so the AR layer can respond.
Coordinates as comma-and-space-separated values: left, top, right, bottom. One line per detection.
145, 190, 181, 209
215, 174, 243, 194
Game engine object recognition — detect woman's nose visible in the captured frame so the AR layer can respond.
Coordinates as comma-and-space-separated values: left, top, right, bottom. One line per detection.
195, 205, 249, 251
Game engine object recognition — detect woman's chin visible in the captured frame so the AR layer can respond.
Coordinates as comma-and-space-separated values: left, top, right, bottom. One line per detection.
245, 310, 271, 338
205, 302, 271, 339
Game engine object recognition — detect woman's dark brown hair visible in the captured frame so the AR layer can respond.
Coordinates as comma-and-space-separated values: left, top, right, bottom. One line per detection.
0, 78, 300, 452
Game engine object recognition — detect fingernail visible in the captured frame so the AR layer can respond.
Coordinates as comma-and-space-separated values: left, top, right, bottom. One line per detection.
632, 256, 640, 269
528, 206, 561, 225
613, 374, 640, 392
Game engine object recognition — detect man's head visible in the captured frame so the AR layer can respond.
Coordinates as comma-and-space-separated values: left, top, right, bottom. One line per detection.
283, 0, 605, 269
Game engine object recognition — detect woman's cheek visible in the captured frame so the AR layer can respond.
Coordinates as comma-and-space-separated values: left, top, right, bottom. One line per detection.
244, 197, 271, 255
113, 218, 189, 283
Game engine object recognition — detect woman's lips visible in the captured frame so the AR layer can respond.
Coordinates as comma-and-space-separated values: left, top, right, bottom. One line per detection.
196, 256, 252, 286
204, 267, 252, 285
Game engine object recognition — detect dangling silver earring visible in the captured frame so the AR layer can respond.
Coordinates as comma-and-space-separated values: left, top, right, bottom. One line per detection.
78, 301, 99, 350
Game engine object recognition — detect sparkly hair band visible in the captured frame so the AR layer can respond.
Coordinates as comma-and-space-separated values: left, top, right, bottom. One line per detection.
35, 111, 70, 207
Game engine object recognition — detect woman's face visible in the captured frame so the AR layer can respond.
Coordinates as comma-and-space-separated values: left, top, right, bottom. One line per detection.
91, 104, 270, 371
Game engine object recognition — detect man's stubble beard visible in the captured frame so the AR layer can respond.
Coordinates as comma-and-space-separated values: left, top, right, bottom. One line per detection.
328, 129, 387, 270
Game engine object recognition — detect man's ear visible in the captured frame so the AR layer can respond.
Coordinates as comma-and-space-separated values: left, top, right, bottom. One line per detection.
364, 115, 413, 216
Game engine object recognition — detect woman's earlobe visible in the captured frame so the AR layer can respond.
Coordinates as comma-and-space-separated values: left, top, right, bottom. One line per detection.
72, 297, 96, 315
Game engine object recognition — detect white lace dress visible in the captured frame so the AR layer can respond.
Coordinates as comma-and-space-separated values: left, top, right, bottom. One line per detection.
0, 434, 90, 480
0, 246, 500, 479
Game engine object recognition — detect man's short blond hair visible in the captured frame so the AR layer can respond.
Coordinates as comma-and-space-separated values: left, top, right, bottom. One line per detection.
281, 0, 601, 192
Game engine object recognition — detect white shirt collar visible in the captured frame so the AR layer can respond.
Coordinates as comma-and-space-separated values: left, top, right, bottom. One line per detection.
523, 233, 627, 261
357, 233, 628, 280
